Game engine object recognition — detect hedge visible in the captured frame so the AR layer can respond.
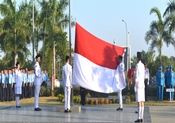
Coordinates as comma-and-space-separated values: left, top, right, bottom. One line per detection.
40, 85, 169, 98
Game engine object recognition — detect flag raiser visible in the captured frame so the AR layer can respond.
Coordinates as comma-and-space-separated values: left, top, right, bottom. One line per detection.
72, 23, 126, 93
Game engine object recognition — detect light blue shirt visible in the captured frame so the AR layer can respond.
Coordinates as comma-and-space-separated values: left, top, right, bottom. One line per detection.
12, 72, 15, 83
31, 73, 35, 82
8, 73, 13, 84
23, 73, 27, 83
2, 74, 5, 84
4, 74, 9, 85
0, 73, 2, 83
42, 73, 46, 81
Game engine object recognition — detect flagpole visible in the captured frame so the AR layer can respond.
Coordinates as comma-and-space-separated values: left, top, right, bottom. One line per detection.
69, 0, 74, 106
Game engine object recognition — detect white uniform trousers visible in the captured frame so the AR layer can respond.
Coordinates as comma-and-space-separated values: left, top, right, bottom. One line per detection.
34, 85, 41, 108
118, 90, 123, 108
64, 86, 71, 110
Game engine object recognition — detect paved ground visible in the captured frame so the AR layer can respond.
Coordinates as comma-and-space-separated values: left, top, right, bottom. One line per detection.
0, 105, 174, 123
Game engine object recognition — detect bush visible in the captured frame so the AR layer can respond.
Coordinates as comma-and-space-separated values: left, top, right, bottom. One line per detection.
53, 86, 80, 97
112, 98, 116, 103
57, 94, 64, 101
40, 86, 51, 96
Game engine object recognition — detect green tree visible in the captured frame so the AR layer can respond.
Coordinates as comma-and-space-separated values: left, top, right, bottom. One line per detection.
145, 7, 175, 66
38, 0, 74, 91
0, 0, 31, 67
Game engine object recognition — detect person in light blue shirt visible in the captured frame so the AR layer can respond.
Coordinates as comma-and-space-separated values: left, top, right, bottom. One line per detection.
31, 69, 35, 97
27, 70, 32, 98
12, 67, 16, 101
156, 66, 165, 101
42, 70, 46, 87
23, 69, 27, 98
44, 69, 48, 87
4, 69, 9, 101
1, 70, 5, 102
167, 66, 175, 100
21, 69, 24, 99
8, 69, 13, 101
0, 70, 2, 101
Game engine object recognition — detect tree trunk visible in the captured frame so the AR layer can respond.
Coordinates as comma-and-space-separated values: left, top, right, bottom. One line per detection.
52, 42, 55, 96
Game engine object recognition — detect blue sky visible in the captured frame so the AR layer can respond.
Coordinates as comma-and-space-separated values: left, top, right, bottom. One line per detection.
15, 0, 174, 58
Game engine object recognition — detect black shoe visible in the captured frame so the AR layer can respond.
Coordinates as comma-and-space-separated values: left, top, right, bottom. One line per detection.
116, 107, 123, 111
34, 108, 41, 111
135, 111, 138, 113
38, 108, 42, 111
135, 119, 141, 122
64, 110, 68, 113
16, 106, 21, 108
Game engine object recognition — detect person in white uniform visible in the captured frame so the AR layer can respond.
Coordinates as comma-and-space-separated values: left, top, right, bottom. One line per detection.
134, 52, 145, 123
116, 55, 126, 111
34, 54, 42, 111
15, 62, 22, 108
62, 56, 72, 113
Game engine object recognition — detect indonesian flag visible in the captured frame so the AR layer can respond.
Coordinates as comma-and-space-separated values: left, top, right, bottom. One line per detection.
72, 23, 125, 93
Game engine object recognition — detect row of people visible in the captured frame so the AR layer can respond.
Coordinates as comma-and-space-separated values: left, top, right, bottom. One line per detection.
156, 66, 175, 101
0, 67, 49, 102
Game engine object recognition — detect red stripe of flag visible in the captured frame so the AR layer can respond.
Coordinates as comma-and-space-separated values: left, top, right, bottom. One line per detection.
75, 23, 125, 70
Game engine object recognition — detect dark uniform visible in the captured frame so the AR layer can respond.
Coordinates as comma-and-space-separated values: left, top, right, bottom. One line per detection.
80, 87, 86, 106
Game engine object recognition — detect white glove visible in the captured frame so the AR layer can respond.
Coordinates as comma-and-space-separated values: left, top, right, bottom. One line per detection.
134, 87, 137, 93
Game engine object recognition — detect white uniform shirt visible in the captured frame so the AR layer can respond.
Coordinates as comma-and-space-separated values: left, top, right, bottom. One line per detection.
145, 68, 149, 84
115, 62, 126, 91
34, 62, 42, 85
15, 69, 22, 87
135, 61, 145, 88
62, 63, 72, 87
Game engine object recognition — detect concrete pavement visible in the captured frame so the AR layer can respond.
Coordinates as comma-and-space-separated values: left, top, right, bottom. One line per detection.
0, 105, 174, 122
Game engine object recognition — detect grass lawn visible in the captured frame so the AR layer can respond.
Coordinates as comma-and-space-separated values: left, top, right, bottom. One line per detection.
0, 96, 175, 107
0, 96, 63, 106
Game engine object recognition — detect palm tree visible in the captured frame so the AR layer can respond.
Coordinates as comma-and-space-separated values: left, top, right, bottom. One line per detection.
163, 0, 175, 17
38, 0, 74, 92
0, 0, 31, 67
145, 7, 175, 66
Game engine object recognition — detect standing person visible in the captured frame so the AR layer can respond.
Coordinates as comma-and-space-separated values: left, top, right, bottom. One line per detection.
8, 69, 13, 101
134, 52, 145, 123
116, 55, 126, 111
165, 66, 169, 100
80, 87, 86, 106
4, 69, 8, 101
15, 62, 22, 108
23, 69, 27, 98
34, 54, 42, 111
0, 70, 5, 102
21, 69, 24, 99
144, 62, 149, 101
156, 66, 165, 101
167, 66, 175, 100
12, 67, 16, 101
31, 69, 35, 97
0, 70, 2, 101
62, 56, 72, 113
44, 69, 48, 87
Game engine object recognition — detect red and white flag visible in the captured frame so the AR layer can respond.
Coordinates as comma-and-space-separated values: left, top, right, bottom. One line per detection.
72, 23, 125, 93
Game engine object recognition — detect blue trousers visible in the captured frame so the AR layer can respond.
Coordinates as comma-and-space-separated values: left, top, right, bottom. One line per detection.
157, 86, 164, 101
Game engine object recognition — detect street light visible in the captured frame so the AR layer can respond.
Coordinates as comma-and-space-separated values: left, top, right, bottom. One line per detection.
122, 19, 130, 71
122, 19, 128, 46
32, 0, 35, 63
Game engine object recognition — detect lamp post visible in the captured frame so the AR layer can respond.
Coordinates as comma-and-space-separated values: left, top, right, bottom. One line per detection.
69, 0, 74, 106
32, 0, 35, 63
122, 19, 129, 71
